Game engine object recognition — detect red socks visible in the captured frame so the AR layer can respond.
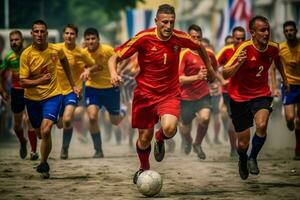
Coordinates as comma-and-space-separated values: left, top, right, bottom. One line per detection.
28, 130, 37, 153
194, 123, 208, 145
136, 141, 151, 170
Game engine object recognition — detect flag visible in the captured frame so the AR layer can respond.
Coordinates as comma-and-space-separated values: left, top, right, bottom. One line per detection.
217, 0, 252, 50
125, 9, 156, 39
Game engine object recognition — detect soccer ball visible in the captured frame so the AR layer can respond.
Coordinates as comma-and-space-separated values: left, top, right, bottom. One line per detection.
136, 170, 163, 197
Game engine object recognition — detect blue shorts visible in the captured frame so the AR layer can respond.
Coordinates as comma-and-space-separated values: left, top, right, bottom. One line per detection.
85, 86, 120, 115
11, 88, 25, 113
282, 84, 300, 105
230, 96, 273, 132
25, 95, 62, 128
59, 92, 78, 116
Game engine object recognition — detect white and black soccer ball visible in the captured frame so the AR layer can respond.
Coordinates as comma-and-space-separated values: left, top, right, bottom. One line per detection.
136, 170, 163, 197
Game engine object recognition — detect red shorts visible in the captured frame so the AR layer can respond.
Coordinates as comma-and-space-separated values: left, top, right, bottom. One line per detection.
132, 92, 180, 129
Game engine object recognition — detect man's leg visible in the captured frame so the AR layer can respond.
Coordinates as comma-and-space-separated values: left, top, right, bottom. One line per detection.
248, 109, 270, 175
294, 103, 300, 160
133, 128, 154, 184
61, 105, 76, 159
87, 105, 103, 158
236, 129, 250, 180
178, 122, 193, 155
193, 108, 210, 160
154, 114, 178, 162
13, 112, 27, 159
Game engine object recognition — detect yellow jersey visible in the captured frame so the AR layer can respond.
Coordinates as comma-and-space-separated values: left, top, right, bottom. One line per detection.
85, 44, 114, 89
20, 43, 64, 100
56, 43, 95, 95
279, 41, 300, 85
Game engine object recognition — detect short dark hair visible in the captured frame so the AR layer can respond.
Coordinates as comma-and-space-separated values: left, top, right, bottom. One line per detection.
63, 24, 78, 35
156, 4, 175, 18
232, 26, 245, 34
188, 24, 202, 35
249, 15, 268, 31
9, 30, 23, 39
32, 19, 47, 30
283, 20, 297, 30
84, 27, 99, 38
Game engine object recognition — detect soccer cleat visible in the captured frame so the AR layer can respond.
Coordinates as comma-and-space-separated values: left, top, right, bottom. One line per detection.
193, 144, 206, 160
93, 149, 104, 158
133, 169, 144, 184
20, 141, 27, 159
60, 148, 69, 160
238, 159, 249, 180
154, 140, 165, 162
36, 162, 50, 179
248, 158, 260, 175
30, 152, 39, 161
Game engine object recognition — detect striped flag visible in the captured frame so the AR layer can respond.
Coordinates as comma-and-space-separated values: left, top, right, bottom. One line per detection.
125, 9, 156, 39
217, 0, 252, 50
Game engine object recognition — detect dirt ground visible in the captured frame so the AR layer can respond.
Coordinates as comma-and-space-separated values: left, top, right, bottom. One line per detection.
0, 112, 299, 200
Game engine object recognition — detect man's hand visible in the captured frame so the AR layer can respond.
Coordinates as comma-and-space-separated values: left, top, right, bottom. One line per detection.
110, 73, 123, 87
237, 50, 247, 65
197, 67, 207, 80
39, 73, 51, 85
72, 86, 81, 99
80, 68, 91, 81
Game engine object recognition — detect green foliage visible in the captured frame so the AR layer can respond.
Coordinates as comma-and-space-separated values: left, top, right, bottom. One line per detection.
3, 0, 145, 32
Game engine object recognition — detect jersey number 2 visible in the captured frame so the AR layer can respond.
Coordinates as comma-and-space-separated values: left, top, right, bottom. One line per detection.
256, 66, 264, 77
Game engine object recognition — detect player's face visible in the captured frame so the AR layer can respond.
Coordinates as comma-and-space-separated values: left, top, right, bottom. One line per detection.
155, 13, 175, 40
189, 30, 202, 42
84, 34, 99, 52
31, 24, 48, 46
225, 37, 234, 45
10, 33, 23, 52
251, 20, 270, 46
233, 31, 245, 45
64, 27, 77, 45
284, 25, 297, 41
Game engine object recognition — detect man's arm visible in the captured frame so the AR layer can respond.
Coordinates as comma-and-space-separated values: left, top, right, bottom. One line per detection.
223, 50, 246, 79
108, 53, 123, 86
60, 57, 80, 96
179, 68, 207, 85
196, 45, 216, 81
275, 58, 288, 91
20, 73, 51, 88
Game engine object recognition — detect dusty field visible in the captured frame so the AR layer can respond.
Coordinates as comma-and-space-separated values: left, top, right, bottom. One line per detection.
0, 113, 299, 200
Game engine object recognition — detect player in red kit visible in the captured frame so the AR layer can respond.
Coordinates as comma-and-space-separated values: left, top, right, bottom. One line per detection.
108, 4, 215, 184
223, 16, 288, 180
217, 26, 246, 157
179, 24, 218, 159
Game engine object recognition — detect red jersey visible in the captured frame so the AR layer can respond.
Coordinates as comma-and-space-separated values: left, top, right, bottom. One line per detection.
115, 28, 201, 100
216, 44, 235, 93
224, 40, 280, 102
179, 48, 218, 101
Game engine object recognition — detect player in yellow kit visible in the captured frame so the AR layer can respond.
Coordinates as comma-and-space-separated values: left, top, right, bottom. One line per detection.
279, 20, 300, 160
56, 24, 96, 159
83, 28, 124, 158
20, 20, 79, 178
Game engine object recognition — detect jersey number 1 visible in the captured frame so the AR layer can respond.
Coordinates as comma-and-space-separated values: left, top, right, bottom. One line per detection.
163, 53, 167, 65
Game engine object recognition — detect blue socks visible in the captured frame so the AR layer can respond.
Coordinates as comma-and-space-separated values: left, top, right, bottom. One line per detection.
91, 132, 102, 151
62, 128, 73, 149
249, 133, 266, 160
